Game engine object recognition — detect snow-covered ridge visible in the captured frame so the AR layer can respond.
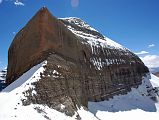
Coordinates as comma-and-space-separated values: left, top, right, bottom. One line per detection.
60, 17, 127, 51
60, 17, 131, 70
0, 61, 98, 120
1, 61, 47, 93
60, 17, 97, 32
0, 61, 48, 120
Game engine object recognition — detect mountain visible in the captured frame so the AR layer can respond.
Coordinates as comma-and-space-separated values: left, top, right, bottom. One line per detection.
149, 67, 159, 74
0, 68, 6, 91
148, 67, 159, 77
0, 7, 158, 119
154, 72, 159, 77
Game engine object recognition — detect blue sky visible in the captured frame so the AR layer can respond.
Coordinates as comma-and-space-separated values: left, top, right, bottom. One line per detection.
0, 0, 159, 69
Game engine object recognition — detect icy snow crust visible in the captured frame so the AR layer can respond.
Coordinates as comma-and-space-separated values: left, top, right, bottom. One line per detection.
0, 61, 159, 120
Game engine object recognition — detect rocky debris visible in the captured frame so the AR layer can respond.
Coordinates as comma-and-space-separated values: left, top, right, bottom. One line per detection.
6, 7, 149, 116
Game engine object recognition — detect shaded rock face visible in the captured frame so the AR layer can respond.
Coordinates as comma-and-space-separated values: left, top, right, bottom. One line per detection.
7, 7, 149, 116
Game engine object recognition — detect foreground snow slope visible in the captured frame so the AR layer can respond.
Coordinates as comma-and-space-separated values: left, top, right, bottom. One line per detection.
0, 61, 159, 120
0, 61, 97, 120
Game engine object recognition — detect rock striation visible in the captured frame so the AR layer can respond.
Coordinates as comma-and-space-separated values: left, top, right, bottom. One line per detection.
6, 7, 149, 116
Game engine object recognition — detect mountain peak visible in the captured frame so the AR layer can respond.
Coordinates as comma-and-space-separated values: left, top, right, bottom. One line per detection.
6, 8, 149, 118
39, 6, 50, 13
33, 6, 54, 20
60, 17, 97, 32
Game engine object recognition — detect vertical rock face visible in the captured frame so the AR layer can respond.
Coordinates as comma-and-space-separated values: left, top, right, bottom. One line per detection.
6, 7, 149, 116
7, 7, 83, 85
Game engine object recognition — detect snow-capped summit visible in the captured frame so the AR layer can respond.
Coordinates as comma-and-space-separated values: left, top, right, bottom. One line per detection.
60, 17, 98, 32
60, 17, 127, 50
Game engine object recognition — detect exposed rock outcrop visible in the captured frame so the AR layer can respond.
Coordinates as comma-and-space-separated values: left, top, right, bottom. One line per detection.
6, 7, 149, 116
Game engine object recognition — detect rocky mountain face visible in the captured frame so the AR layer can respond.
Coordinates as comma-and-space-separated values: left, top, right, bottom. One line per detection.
6, 7, 149, 116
